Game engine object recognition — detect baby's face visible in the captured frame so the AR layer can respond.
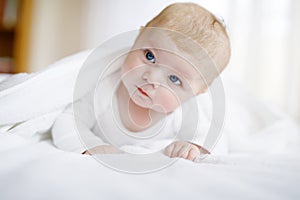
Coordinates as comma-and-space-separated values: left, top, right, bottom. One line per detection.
121, 45, 205, 114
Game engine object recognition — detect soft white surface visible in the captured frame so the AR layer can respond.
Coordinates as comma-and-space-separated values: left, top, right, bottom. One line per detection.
0, 134, 299, 200
0, 50, 92, 125
0, 50, 300, 199
0, 74, 11, 82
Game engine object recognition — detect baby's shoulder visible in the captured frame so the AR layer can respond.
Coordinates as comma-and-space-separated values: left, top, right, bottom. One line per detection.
94, 69, 121, 114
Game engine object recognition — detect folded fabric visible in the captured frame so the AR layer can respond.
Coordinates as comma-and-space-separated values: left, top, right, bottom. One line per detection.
0, 50, 93, 125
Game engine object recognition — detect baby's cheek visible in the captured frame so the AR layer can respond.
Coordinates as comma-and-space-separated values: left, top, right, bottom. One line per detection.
122, 63, 137, 74
156, 90, 180, 112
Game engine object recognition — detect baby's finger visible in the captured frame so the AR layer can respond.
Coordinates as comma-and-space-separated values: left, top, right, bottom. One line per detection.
170, 143, 185, 158
91, 149, 104, 155
187, 148, 200, 161
164, 143, 175, 157
107, 146, 122, 154
178, 145, 190, 159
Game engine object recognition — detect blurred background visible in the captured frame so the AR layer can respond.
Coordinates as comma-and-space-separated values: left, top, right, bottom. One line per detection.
0, 0, 299, 122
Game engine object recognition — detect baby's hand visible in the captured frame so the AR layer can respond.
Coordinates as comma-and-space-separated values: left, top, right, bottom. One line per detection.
163, 141, 209, 161
83, 145, 122, 155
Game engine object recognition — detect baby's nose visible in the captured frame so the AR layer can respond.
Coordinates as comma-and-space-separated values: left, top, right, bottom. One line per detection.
142, 71, 161, 89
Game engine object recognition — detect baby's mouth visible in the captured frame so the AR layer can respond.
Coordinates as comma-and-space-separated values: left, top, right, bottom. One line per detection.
137, 87, 149, 97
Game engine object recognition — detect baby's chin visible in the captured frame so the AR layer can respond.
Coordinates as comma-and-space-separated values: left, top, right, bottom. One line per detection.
132, 98, 175, 114
151, 104, 175, 114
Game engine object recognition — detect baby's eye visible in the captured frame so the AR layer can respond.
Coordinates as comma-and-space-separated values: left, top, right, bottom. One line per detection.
169, 75, 182, 85
145, 50, 155, 63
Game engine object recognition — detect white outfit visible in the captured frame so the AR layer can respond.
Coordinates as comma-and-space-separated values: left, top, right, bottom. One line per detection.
51, 69, 183, 154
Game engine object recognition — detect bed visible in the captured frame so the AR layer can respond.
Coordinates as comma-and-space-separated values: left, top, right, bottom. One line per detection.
0, 50, 299, 200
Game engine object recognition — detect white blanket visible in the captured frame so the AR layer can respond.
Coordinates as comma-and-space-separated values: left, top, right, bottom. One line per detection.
0, 136, 299, 200
0, 50, 92, 125
0, 50, 300, 199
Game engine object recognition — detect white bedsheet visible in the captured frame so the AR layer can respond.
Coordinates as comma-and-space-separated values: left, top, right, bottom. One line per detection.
0, 133, 299, 200
0, 50, 300, 199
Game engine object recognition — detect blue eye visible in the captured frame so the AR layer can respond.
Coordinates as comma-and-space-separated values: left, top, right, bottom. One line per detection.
169, 75, 182, 85
145, 50, 155, 63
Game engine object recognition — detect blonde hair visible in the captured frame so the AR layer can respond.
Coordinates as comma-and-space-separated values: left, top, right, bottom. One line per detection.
144, 3, 231, 77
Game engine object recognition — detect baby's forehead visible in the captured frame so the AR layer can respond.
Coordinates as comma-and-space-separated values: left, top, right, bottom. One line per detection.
150, 48, 195, 74
135, 31, 178, 52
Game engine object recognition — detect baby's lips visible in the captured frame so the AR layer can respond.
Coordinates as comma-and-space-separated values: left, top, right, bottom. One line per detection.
137, 87, 149, 97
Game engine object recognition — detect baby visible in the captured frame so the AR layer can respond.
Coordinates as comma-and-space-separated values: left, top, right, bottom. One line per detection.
51, 3, 230, 161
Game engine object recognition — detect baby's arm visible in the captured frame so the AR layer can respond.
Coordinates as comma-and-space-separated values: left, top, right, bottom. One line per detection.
52, 97, 119, 155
